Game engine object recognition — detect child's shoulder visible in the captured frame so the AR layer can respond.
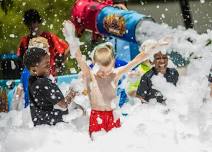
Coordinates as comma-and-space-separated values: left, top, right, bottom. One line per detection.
29, 76, 51, 88
167, 68, 179, 76
142, 68, 154, 79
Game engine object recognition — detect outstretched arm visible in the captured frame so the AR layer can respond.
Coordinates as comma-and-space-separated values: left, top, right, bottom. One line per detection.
55, 88, 78, 111
115, 36, 173, 80
115, 51, 148, 80
75, 48, 91, 79
63, 46, 70, 60
63, 20, 91, 79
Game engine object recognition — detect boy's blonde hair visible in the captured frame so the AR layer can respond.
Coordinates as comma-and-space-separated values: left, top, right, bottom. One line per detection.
93, 43, 114, 66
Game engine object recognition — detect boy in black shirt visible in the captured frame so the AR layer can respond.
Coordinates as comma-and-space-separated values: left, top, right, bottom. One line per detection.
136, 51, 179, 104
24, 47, 75, 126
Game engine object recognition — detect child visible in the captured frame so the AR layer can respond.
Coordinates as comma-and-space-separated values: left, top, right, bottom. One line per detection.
127, 60, 152, 97
24, 47, 76, 126
17, 9, 69, 76
63, 21, 159, 137
13, 37, 50, 110
136, 51, 179, 104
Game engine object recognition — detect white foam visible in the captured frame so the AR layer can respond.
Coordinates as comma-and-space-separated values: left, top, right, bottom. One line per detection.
63, 21, 80, 58
1, 20, 212, 152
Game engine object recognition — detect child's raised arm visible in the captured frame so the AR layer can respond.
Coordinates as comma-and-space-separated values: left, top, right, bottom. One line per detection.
115, 36, 173, 80
75, 48, 91, 78
63, 20, 91, 78
115, 51, 149, 80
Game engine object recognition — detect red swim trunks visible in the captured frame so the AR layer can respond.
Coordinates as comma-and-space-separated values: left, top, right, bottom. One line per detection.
89, 110, 121, 135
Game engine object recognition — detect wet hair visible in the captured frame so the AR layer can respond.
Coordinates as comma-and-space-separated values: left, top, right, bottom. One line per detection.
24, 47, 48, 69
28, 36, 49, 51
93, 42, 115, 66
23, 9, 42, 26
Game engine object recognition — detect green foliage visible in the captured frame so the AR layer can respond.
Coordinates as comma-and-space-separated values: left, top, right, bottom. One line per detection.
0, 0, 101, 76
0, 0, 13, 14
0, 0, 75, 53
0, 0, 88, 76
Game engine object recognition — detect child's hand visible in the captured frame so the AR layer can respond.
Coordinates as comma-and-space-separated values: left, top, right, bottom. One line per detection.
63, 20, 75, 39
54, 101, 68, 111
65, 89, 79, 104
140, 39, 158, 61
158, 35, 173, 44
72, 102, 86, 115
63, 20, 80, 58
113, 4, 128, 10
141, 36, 173, 60
157, 35, 173, 51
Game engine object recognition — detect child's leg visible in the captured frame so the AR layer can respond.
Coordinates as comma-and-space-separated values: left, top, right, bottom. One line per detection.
90, 130, 107, 140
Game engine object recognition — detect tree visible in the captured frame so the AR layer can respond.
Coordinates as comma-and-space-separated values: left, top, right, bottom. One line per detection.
0, 0, 74, 53
0, 0, 13, 14
0, 0, 78, 77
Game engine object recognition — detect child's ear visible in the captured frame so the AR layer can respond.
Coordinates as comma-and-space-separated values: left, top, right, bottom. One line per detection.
150, 60, 155, 65
30, 67, 37, 75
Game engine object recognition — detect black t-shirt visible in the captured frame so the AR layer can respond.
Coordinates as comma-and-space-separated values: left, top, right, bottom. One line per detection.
28, 76, 68, 126
136, 67, 179, 103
